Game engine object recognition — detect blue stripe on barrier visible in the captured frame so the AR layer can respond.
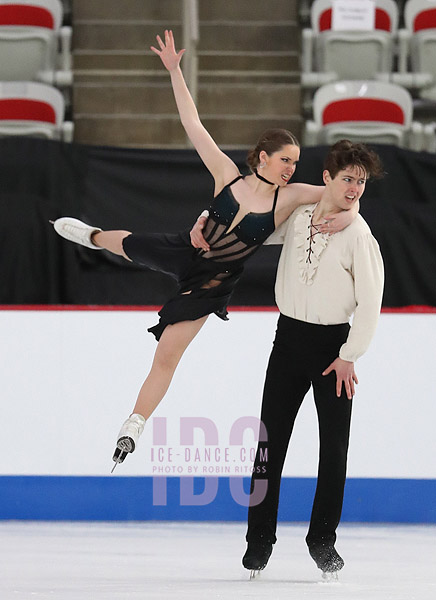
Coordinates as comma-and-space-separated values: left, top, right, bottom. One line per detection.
0, 476, 435, 523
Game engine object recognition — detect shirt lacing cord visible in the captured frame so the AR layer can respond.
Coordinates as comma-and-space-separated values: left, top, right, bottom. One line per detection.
306, 215, 323, 264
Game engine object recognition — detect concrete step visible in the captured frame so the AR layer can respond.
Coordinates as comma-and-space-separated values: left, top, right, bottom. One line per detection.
74, 71, 299, 85
74, 83, 178, 115
73, 0, 297, 22
71, 0, 303, 148
73, 51, 165, 72
72, 0, 181, 20
73, 71, 169, 85
199, 72, 299, 84
73, 67, 299, 85
198, 0, 297, 21
198, 23, 299, 52
73, 23, 182, 51
73, 50, 300, 74
74, 83, 300, 116
73, 115, 303, 148
73, 22, 299, 52
198, 51, 300, 73
200, 83, 300, 115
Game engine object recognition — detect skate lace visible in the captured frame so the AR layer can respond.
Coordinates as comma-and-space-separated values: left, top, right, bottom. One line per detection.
65, 223, 83, 234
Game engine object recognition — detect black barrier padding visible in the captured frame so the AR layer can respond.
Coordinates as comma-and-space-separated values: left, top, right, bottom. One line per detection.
0, 137, 435, 307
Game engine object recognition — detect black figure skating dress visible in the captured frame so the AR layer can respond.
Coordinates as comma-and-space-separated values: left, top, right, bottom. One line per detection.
122, 175, 279, 340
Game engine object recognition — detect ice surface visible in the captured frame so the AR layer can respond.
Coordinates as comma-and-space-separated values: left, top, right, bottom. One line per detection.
1, 521, 434, 599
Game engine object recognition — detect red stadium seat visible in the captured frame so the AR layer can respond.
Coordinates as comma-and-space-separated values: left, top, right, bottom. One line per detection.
395, 0, 436, 101
0, 0, 72, 87
304, 80, 428, 150
0, 81, 73, 140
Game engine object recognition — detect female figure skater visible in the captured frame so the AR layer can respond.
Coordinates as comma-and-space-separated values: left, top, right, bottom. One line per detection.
51, 31, 357, 468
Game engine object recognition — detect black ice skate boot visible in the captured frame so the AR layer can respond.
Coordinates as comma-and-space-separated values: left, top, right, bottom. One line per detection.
306, 537, 344, 581
242, 541, 273, 579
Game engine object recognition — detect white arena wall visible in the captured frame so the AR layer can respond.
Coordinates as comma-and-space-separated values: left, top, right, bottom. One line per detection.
0, 307, 435, 523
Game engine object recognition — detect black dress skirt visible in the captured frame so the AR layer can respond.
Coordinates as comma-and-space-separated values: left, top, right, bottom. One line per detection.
122, 229, 243, 340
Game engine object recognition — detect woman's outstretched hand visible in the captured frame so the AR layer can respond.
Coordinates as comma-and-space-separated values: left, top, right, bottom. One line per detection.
151, 29, 185, 72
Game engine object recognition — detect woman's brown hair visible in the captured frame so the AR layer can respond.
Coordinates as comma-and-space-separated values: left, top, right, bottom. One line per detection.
246, 128, 300, 171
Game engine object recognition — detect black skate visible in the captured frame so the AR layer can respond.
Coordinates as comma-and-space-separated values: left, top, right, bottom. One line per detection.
242, 542, 273, 579
111, 446, 129, 473
307, 539, 344, 581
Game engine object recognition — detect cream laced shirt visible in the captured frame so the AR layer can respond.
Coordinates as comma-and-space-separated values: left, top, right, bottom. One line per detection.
265, 203, 384, 362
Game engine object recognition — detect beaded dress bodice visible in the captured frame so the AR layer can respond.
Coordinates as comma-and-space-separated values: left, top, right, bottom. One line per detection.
199, 175, 278, 264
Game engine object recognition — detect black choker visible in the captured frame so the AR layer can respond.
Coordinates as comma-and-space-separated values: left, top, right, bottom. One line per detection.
254, 169, 275, 186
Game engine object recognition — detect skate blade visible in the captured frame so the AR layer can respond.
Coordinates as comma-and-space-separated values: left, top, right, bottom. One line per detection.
321, 571, 339, 582
111, 448, 128, 473
249, 569, 262, 580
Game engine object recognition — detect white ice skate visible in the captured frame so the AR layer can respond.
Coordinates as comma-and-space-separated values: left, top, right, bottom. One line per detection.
50, 217, 103, 250
111, 413, 146, 472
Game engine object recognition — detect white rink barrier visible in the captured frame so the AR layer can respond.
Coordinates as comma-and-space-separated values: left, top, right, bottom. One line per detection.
0, 307, 435, 522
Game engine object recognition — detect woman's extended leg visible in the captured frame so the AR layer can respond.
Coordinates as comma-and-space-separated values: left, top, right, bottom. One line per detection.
113, 315, 209, 467
91, 230, 132, 260
52, 217, 132, 259
133, 315, 209, 418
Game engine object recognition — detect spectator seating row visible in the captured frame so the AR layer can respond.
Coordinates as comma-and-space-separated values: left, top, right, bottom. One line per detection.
303, 0, 436, 98
0, 81, 73, 141
299, 0, 408, 27
0, 0, 73, 141
302, 0, 398, 90
397, 0, 436, 101
302, 0, 436, 151
304, 79, 435, 151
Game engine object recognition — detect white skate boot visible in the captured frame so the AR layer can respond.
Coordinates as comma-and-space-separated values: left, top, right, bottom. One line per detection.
111, 413, 146, 472
51, 217, 103, 250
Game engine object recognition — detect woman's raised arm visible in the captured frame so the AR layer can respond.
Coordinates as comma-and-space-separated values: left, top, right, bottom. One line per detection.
151, 30, 238, 188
